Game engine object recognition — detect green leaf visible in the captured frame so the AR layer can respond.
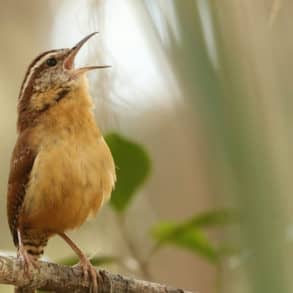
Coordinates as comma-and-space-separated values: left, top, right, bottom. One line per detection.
216, 244, 240, 257
151, 209, 237, 262
188, 209, 237, 228
151, 221, 219, 262
58, 255, 117, 267
105, 133, 151, 212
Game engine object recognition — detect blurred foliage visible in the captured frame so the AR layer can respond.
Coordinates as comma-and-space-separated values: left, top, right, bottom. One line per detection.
151, 210, 236, 262
105, 133, 151, 212
137, 1, 290, 292
187, 209, 236, 228
104, 133, 233, 264
152, 221, 218, 262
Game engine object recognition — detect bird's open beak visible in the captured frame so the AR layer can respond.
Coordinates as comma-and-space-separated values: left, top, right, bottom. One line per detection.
63, 32, 110, 75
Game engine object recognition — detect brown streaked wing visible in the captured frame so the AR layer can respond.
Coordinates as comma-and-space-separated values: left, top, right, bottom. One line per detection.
7, 130, 36, 246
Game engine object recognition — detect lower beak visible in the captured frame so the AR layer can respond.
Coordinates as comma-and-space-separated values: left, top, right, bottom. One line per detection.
63, 32, 110, 73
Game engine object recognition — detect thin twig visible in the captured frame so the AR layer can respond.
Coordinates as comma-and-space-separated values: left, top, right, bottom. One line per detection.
117, 214, 152, 280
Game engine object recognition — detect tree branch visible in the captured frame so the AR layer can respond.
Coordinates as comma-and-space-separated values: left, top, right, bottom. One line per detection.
0, 255, 193, 292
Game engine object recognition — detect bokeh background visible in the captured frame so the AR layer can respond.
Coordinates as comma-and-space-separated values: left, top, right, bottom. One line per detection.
0, 0, 292, 292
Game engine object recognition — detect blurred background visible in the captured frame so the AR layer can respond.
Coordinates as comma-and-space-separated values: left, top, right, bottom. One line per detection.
0, 0, 292, 292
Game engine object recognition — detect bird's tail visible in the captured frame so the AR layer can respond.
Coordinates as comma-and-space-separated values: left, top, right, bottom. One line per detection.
23, 239, 47, 261
15, 233, 48, 293
15, 287, 36, 293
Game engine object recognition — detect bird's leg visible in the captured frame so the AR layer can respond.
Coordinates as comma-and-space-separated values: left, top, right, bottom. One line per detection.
58, 232, 98, 293
17, 228, 38, 278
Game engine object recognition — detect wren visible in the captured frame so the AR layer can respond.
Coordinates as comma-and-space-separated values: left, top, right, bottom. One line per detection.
7, 32, 116, 292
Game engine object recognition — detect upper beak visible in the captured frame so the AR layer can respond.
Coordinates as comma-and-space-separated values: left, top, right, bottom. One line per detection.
63, 32, 110, 73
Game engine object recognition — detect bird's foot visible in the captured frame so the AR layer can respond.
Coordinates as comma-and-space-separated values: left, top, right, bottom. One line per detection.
58, 233, 99, 292
17, 246, 39, 278
77, 256, 98, 293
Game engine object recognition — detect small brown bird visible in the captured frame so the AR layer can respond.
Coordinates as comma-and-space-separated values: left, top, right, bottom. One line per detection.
7, 32, 116, 292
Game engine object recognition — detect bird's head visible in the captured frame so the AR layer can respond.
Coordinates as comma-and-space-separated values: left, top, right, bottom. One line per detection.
17, 32, 108, 130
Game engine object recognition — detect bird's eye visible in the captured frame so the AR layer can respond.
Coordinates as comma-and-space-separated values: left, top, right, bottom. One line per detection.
46, 57, 57, 67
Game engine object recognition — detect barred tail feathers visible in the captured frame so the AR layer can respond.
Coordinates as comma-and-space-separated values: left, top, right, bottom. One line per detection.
15, 236, 48, 293
22, 235, 48, 260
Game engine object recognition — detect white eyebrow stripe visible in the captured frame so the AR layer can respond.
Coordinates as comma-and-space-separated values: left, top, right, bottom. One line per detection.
19, 51, 59, 101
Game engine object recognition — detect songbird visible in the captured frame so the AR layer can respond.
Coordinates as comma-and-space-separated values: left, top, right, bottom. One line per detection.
7, 32, 116, 292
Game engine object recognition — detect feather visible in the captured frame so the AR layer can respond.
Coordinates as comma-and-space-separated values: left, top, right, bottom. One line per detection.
7, 130, 36, 245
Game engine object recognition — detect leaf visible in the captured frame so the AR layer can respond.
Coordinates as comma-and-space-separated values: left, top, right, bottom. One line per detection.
151, 221, 219, 262
151, 209, 237, 262
59, 255, 118, 267
216, 244, 240, 257
105, 133, 151, 212
188, 209, 237, 228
